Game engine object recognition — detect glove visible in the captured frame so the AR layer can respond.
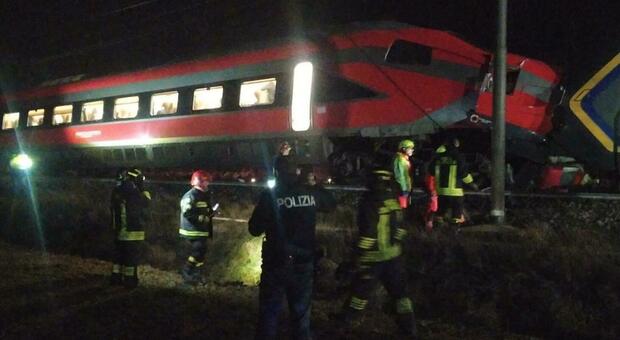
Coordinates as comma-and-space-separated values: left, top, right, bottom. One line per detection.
398, 192, 409, 208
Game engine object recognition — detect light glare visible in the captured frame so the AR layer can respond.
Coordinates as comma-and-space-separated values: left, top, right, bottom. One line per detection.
267, 178, 276, 189
291, 61, 313, 131
10, 153, 34, 170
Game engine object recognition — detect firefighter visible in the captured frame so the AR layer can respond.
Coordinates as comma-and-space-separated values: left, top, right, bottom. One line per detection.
249, 158, 336, 340
393, 139, 415, 208
179, 170, 216, 286
110, 168, 151, 288
335, 164, 418, 338
427, 137, 478, 226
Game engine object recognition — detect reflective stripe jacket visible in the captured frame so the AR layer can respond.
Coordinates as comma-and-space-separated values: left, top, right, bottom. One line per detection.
429, 145, 474, 197
179, 187, 213, 239
393, 152, 412, 193
111, 182, 151, 241
356, 170, 407, 263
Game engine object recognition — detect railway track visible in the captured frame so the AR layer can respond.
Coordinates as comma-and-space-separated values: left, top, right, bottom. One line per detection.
3, 176, 620, 200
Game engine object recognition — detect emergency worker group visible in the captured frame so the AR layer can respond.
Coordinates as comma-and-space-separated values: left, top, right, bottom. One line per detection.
107, 136, 477, 339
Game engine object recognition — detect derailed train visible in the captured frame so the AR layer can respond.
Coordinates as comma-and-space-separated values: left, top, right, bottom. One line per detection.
0, 21, 618, 184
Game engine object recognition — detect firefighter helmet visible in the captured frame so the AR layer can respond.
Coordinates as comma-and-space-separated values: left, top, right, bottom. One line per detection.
191, 170, 211, 191
126, 168, 145, 186
398, 139, 415, 150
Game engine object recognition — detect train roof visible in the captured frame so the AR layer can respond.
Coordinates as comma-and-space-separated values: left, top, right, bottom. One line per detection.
1, 20, 493, 107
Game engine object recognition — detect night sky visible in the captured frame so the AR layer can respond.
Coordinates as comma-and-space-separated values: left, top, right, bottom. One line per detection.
0, 0, 618, 91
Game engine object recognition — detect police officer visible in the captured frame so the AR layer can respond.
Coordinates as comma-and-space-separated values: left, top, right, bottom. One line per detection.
427, 136, 477, 226
336, 163, 418, 338
179, 170, 215, 286
110, 168, 151, 288
394, 139, 415, 208
249, 158, 336, 340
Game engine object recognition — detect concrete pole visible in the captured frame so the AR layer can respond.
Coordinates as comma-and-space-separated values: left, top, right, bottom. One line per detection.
491, 0, 507, 224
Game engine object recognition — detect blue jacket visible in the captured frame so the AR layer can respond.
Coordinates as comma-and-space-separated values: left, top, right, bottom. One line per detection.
179, 187, 214, 239
249, 181, 336, 268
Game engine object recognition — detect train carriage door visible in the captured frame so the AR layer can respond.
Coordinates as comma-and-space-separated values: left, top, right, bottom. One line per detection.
291, 61, 313, 131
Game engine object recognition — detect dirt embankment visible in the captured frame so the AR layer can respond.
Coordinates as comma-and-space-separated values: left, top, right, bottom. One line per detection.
1, 178, 620, 339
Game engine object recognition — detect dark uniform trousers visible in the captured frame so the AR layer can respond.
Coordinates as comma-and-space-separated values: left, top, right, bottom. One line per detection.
179, 187, 213, 284
110, 185, 149, 288
112, 240, 142, 286
437, 195, 465, 224
349, 256, 410, 310
182, 237, 207, 283
255, 261, 314, 340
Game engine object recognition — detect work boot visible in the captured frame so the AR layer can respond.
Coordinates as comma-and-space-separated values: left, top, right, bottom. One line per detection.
181, 263, 199, 285
123, 268, 139, 289
330, 307, 363, 328
395, 312, 418, 339
123, 276, 138, 289
110, 273, 123, 286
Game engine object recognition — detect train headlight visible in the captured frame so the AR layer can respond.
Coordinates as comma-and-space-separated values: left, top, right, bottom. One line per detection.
291, 61, 313, 132
10, 153, 34, 170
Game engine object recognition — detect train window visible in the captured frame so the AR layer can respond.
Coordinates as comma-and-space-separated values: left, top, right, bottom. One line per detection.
81, 101, 104, 122
385, 39, 432, 66
52, 105, 73, 125
2, 112, 19, 130
193, 86, 223, 110
239, 78, 277, 107
27, 109, 45, 127
150, 91, 179, 116
114, 96, 139, 119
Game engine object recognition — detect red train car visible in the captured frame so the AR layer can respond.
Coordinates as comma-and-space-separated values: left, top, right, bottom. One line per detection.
0, 21, 559, 181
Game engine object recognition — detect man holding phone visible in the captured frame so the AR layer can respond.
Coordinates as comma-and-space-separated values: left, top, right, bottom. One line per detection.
179, 170, 217, 286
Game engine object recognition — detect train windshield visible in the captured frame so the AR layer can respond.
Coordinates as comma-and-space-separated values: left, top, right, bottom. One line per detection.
385, 39, 432, 66
480, 67, 520, 95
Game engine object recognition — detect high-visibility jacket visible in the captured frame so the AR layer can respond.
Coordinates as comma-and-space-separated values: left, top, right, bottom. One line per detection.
393, 152, 412, 193
429, 145, 474, 197
111, 182, 151, 241
179, 187, 214, 239
355, 170, 407, 263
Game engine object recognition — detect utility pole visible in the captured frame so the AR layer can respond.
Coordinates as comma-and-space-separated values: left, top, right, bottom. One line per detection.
491, 0, 507, 224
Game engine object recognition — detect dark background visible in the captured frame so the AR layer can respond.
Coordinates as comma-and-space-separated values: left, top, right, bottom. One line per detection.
0, 0, 618, 92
